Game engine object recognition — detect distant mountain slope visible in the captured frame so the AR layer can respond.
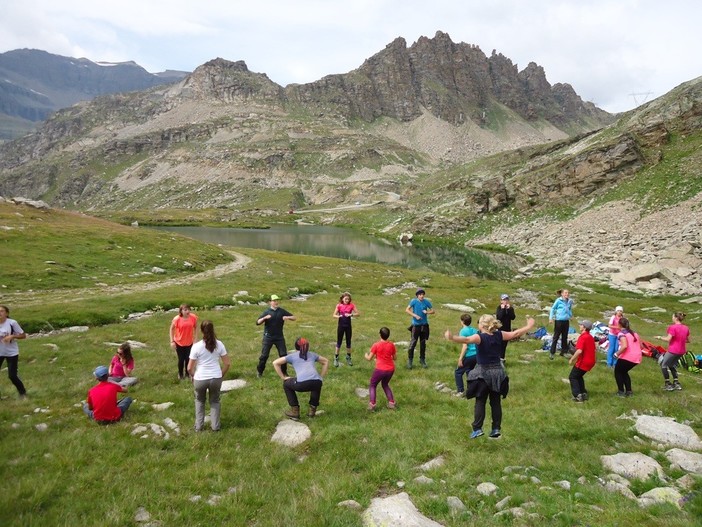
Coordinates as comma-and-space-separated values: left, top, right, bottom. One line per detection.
0, 49, 188, 140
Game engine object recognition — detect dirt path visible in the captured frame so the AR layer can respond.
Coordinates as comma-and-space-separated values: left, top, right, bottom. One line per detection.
5, 251, 252, 307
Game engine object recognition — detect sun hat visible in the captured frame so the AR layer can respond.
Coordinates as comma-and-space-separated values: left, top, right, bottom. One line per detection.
579, 320, 593, 330
270, 294, 280, 301
500, 294, 510, 300
615, 305, 623, 312
93, 365, 109, 379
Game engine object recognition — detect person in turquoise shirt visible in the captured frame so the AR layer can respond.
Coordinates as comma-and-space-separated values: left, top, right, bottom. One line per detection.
405, 288, 434, 369
549, 289, 573, 360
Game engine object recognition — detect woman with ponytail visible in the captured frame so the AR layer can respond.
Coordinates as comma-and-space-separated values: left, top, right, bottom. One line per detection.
656, 312, 690, 391
613, 317, 642, 397
273, 337, 329, 420
187, 320, 230, 432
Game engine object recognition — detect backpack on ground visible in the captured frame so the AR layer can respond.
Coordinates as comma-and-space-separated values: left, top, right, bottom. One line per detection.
679, 350, 701, 373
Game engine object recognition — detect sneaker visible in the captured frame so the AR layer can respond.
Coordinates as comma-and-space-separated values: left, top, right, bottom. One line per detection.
333, 356, 339, 368
581, 392, 589, 401
453, 391, 465, 398
419, 359, 427, 368
407, 359, 413, 370
549, 353, 555, 360
625, 391, 633, 397
489, 429, 501, 438
387, 401, 396, 410
256, 371, 263, 379
367, 402, 376, 411
673, 381, 682, 391
616, 391, 626, 397
572, 394, 584, 403
470, 429, 484, 439
346, 355, 353, 367
664, 382, 675, 391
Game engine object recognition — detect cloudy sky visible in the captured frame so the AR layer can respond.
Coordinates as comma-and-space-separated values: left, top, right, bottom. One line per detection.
1, 0, 700, 113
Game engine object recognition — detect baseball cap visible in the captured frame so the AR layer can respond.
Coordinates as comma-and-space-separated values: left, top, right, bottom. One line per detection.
579, 320, 593, 330
93, 365, 109, 378
500, 294, 510, 300
415, 288, 426, 296
270, 294, 280, 301
615, 305, 623, 312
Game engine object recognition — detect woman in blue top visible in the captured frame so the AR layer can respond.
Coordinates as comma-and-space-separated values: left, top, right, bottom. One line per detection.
273, 337, 329, 420
549, 289, 573, 359
445, 314, 534, 439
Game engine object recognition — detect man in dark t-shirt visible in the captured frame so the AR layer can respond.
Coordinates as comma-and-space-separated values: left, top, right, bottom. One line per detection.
256, 294, 296, 377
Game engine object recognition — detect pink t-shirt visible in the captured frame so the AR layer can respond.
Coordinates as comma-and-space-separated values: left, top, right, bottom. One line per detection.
667, 324, 690, 355
336, 303, 356, 317
608, 314, 622, 336
618, 331, 642, 364
110, 354, 134, 377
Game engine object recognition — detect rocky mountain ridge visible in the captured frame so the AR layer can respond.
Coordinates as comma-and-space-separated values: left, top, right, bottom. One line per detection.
0, 48, 188, 140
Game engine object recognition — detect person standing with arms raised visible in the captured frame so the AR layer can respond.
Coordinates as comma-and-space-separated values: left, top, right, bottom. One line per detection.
405, 288, 435, 369
549, 289, 573, 360
495, 294, 516, 362
256, 294, 296, 377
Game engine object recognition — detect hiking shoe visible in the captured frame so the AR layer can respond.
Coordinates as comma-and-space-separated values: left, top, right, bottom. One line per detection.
367, 402, 376, 411
673, 381, 682, 391
333, 356, 339, 368
346, 355, 353, 366
616, 391, 626, 397
581, 392, 589, 401
419, 359, 427, 368
308, 405, 317, 418
284, 406, 300, 421
387, 401, 396, 410
470, 429, 484, 439
407, 359, 413, 370
664, 382, 675, 391
549, 353, 555, 360
572, 394, 585, 403
256, 371, 263, 379
489, 429, 501, 439
625, 391, 633, 397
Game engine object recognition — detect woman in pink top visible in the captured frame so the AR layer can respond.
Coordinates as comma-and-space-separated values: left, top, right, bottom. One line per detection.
109, 342, 134, 381
656, 312, 690, 391
613, 317, 642, 397
170, 304, 199, 380
332, 292, 359, 367
607, 306, 623, 368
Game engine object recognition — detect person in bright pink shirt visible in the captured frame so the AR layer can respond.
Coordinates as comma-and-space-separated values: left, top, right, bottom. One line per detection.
656, 312, 690, 391
613, 318, 642, 397
568, 320, 596, 402
365, 327, 397, 410
108, 342, 134, 381
333, 292, 359, 367
607, 306, 624, 368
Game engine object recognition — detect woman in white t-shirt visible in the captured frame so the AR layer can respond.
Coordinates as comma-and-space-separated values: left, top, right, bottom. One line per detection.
187, 320, 230, 432
0, 305, 27, 398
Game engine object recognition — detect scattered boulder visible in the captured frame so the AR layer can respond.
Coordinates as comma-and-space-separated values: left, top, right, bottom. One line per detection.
413, 475, 434, 485
355, 387, 370, 398
441, 303, 475, 313
446, 496, 466, 513
221, 379, 247, 391
362, 492, 443, 527
134, 507, 151, 522
637, 487, 683, 508
152, 402, 174, 411
634, 415, 702, 450
338, 500, 363, 511
418, 455, 445, 471
271, 420, 311, 447
477, 482, 498, 496
600, 452, 665, 480
665, 448, 702, 475
35, 423, 48, 432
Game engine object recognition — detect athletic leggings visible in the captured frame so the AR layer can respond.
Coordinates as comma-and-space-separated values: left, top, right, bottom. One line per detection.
0, 355, 26, 395
175, 344, 192, 378
660, 352, 681, 381
369, 368, 394, 404
336, 324, 352, 351
614, 358, 638, 393
550, 320, 570, 354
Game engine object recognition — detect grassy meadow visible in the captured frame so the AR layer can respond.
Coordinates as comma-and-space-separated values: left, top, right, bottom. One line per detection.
1, 204, 701, 527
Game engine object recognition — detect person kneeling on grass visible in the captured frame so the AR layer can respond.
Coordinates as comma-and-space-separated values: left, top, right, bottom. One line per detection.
83, 366, 133, 424
568, 320, 596, 402
273, 337, 329, 420
445, 314, 534, 440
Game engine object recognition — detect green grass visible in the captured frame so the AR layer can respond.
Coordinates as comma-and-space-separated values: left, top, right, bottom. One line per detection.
0, 208, 700, 526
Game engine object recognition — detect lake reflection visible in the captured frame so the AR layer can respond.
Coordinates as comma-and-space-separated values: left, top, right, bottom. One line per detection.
154, 225, 512, 278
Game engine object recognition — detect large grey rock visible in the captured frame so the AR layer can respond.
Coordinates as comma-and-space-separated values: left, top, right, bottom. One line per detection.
665, 448, 702, 474
634, 415, 702, 450
446, 496, 466, 513
362, 492, 444, 527
476, 482, 498, 496
600, 452, 665, 480
220, 379, 247, 391
637, 487, 683, 508
271, 420, 311, 447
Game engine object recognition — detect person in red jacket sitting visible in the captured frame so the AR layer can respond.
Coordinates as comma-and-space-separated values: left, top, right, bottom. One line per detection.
83, 366, 133, 424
